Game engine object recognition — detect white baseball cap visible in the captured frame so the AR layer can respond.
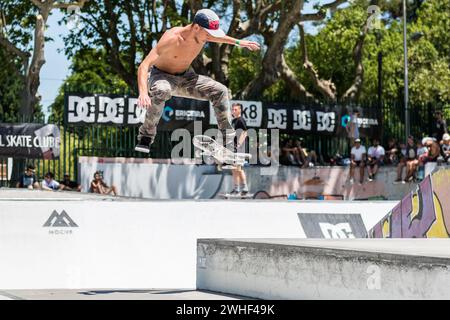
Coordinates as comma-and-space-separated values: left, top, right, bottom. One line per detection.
193, 9, 226, 38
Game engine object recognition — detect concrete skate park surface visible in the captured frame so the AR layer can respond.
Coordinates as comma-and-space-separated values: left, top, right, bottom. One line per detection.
197, 238, 450, 300
0, 289, 246, 300
0, 188, 395, 290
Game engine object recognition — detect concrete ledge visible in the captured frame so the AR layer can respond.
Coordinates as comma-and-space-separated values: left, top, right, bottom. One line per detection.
197, 239, 450, 300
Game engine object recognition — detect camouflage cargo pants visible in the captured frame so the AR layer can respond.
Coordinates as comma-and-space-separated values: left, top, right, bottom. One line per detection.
138, 66, 234, 142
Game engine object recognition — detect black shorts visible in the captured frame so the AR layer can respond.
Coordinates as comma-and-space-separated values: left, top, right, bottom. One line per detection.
369, 159, 384, 167
354, 160, 365, 166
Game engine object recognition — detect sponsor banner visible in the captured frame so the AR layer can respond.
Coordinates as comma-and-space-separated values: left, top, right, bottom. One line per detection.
159, 97, 209, 131
264, 103, 381, 137
0, 123, 60, 159
209, 100, 263, 128
336, 105, 381, 140
65, 93, 210, 129
64, 93, 381, 137
297, 213, 367, 238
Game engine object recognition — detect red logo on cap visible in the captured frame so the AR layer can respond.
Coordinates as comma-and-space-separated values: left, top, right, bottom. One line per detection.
209, 20, 219, 30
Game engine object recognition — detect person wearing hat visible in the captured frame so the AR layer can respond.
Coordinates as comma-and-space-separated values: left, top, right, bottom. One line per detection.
135, 8, 260, 153
440, 133, 450, 163
349, 138, 367, 185
16, 164, 40, 190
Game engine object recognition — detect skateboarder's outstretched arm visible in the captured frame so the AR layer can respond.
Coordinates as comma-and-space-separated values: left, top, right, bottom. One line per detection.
206, 34, 260, 51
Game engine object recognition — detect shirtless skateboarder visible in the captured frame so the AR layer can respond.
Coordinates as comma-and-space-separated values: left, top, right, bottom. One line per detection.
135, 8, 260, 153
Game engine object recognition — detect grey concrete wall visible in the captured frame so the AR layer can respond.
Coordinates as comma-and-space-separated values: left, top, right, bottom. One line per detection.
79, 156, 437, 200
197, 239, 450, 300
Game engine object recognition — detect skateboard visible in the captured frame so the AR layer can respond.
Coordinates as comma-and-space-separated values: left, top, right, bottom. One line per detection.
219, 193, 254, 199
192, 135, 252, 170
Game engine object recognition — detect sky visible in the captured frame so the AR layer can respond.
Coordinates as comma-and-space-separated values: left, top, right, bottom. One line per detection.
39, 1, 344, 121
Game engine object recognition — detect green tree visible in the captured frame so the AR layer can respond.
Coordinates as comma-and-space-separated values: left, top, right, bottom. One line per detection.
49, 48, 128, 123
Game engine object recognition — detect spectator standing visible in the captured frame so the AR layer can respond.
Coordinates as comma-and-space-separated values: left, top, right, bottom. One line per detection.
90, 171, 118, 196
433, 111, 448, 142
367, 138, 385, 181
346, 110, 360, 144
59, 173, 82, 192
41, 172, 64, 191
349, 138, 366, 185
16, 165, 40, 190
229, 103, 249, 196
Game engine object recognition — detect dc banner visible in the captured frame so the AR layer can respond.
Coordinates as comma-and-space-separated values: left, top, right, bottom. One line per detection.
0, 123, 61, 159
64, 93, 381, 138
263, 103, 381, 138
64, 93, 209, 130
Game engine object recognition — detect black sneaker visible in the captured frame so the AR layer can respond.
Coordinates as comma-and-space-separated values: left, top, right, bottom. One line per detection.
240, 190, 249, 197
135, 136, 153, 153
229, 189, 240, 196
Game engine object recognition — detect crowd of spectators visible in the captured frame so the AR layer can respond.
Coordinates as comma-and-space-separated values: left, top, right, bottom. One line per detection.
15, 166, 117, 196
16, 165, 82, 192
279, 111, 449, 184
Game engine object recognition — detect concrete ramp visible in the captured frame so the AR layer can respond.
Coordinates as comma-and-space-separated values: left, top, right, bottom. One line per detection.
369, 168, 450, 238
197, 238, 450, 299
0, 190, 395, 289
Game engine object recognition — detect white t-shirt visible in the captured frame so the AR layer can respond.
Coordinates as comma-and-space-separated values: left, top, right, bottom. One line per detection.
368, 145, 385, 159
351, 145, 367, 161
43, 179, 60, 190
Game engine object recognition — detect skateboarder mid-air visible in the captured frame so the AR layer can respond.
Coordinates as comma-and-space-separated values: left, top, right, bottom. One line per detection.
135, 8, 260, 153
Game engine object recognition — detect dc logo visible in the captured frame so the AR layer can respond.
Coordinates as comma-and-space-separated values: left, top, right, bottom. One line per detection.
293, 110, 312, 131
267, 109, 287, 129
97, 96, 125, 124
67, 96, 96, 123
341, 114, 351, 128
162, 106, 174, 122
316, 111, 335, 132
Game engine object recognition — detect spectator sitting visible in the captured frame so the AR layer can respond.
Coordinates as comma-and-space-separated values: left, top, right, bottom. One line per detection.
280, 139, 301, 166
394, 136, 417, 184
16, 164, 40, 190
367, 138, 385, 181
349, 138, 366, 185
41, 172, 64, 191
295, 138, 318, 168
439, 133, 450, 164
90, 171, 118, 196
385, 138, 399, 165
421, 137, 440, 164
59, 173, 82, 192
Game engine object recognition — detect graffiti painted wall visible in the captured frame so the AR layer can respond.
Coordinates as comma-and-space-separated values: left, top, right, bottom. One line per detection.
369, 168, 450, 238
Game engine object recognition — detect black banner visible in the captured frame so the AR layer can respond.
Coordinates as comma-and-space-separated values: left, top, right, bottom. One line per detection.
64, 93, 381, 138
0, 123, 61, 159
